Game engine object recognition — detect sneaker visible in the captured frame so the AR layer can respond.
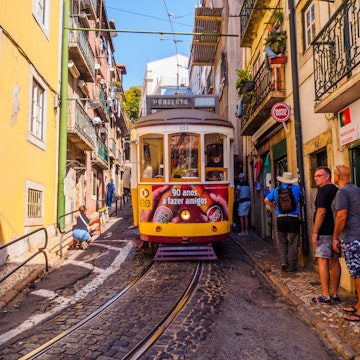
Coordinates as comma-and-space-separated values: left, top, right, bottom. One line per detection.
330, 294, 341, 302
81, 242, 89, 250
312, 295, 331, 304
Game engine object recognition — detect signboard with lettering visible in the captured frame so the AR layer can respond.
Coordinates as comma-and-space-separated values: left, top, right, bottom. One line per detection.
146, 95, 219, 115
338, 105, 360, 146
271, 102, 290, 122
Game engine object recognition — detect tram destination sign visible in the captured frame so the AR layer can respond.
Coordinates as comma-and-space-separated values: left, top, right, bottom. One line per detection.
271, 102, 290, 122
146, 95, 219, 115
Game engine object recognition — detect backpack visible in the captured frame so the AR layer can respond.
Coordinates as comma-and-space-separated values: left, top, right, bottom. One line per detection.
277, 185, 296, 213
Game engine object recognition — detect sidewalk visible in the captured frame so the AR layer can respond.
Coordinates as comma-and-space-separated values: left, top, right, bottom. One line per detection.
232, 231, 360, 360
0, 207, 118, 310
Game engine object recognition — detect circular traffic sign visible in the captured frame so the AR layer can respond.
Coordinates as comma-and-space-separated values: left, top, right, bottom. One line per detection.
271, 102, 290, 122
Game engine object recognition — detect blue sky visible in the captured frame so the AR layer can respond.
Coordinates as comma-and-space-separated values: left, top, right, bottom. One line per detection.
105, 0, 200, 90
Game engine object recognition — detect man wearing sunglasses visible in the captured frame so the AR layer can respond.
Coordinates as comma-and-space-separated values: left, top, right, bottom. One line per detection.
311, 166, 341, 304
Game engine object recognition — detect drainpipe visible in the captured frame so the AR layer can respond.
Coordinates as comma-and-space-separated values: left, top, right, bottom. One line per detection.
57, 0, 69, 228
288, 0, 309, 255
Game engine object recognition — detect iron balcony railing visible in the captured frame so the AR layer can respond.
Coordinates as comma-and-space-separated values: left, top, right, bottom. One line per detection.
240, 0, 255, 39
68, 17, 95, 80
67, 101, 96, 149
313, 0, 360, 102
241, 60, 285, 128
99, 86, 111, 118
98, 137, 109, 164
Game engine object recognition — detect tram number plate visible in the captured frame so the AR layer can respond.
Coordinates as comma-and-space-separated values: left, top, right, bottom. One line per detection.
179, 125, 190, 131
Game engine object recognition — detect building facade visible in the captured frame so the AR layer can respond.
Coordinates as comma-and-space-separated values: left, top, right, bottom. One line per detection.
0, 0, 129, 263
188, 0, 359, 291
0, 0, 62, 261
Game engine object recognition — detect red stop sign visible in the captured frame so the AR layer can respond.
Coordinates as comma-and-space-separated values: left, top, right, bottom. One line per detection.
271, 102, 290, 122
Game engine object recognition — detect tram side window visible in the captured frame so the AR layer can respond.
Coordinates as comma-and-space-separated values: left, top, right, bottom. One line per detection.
140, 135, 164, 181
169, 133, 199, 180
205, 138, 227, 181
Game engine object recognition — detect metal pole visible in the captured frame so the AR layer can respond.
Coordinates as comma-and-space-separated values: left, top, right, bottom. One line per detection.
57, 0, 70, 227
288, 0, 309, 255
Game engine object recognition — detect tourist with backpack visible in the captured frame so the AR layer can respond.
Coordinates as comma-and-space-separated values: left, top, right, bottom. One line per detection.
264, 171, 301, 272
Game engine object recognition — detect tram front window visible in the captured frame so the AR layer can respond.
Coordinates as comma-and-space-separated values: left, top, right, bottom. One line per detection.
205, 139, 227, 181
140, 135, 164, 181
170, 133, 199, 180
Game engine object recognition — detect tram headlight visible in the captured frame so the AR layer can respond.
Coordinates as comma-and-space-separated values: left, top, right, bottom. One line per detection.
180, 209, 191, 222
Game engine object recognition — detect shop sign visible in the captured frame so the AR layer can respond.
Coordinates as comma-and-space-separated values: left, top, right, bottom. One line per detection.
338, 106, 360, 146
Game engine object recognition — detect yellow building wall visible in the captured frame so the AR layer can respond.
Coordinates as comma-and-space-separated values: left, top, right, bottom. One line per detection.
0, 1, 62, 252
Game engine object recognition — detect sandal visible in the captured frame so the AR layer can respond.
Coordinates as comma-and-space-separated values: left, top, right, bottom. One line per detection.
343, 305, 357, 313
344, 313, 360, 322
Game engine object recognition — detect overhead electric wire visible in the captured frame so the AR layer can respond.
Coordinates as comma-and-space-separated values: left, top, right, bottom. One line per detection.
106, 6, 193, 29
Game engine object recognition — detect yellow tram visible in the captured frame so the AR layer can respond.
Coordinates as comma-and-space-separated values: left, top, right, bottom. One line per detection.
130, 108, 234, 245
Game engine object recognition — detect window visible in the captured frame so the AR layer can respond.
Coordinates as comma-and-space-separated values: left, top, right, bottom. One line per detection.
205, 137, 226, 181
169, 133, 199, 181
140, 135, 164, 181
32, 0, 50, 37
25, 180, 44, 226
303, 2, 315, 50
28, 66, 47, 149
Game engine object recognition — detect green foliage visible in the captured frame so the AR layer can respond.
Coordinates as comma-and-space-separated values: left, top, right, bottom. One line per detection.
124, 86, 141, 122
235, 70, 252, 90
264, 31, 287, 54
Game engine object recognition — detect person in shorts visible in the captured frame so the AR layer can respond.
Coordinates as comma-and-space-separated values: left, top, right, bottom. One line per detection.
332, 165, 360, 321
236, 173, 251, 235
311, 166, 341, 304
72, 205, 91, 250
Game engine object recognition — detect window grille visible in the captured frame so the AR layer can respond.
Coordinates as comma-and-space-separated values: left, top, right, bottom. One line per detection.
27, 189, 42, 218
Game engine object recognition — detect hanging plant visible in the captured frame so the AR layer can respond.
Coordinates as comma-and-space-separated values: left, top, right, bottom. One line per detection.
236, 70, 254, 95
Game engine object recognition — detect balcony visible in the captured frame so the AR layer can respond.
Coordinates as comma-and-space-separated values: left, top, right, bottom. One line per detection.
96, 86, 111, 121
68, 18, 95, 82
240, 0, 272, 47
108, 138, 117, 159
67, 101, 96, 151
240, 60, 286, 136
190, 7, 223, 65
81, 0, 97, 20
313, 0, 360, 113
92, 137, 109, 169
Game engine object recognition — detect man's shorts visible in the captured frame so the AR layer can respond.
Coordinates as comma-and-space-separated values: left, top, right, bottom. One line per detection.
237, 201, 251, 217
315, 235, 340, 259
341, 239, 360, 278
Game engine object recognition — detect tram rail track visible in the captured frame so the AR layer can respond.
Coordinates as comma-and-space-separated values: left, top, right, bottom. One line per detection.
18, 261, 202, 360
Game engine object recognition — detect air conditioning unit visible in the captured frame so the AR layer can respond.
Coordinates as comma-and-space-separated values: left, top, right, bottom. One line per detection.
92, 117, 102, 125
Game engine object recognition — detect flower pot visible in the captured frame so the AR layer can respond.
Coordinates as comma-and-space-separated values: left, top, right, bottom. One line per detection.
269, 56, 287, 65
238, 81, 255, 94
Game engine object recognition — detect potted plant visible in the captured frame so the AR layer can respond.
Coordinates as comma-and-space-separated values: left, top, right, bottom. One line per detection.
236, 70, 254, 94
264, 30, 287, 54
264, 12, 287, 64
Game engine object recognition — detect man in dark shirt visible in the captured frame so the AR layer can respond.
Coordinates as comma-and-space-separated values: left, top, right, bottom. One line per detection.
311, 166, 340, 304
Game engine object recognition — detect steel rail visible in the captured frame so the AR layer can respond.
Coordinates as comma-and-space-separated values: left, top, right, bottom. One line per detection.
19, 262, 155, 360
122, 261, 202, 360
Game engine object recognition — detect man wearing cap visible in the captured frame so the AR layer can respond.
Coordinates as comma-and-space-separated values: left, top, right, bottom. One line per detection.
264, 172, 301, 272
235, 173, 251, 235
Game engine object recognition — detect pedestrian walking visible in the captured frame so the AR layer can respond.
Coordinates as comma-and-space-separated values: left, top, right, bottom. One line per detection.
311, 166, 341, 304
235, 173, 251, 235
106, 178, 115, 207
264, 171, 301, 272
332, 165, 360, 321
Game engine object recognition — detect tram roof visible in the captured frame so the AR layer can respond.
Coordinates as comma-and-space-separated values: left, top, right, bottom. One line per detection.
133, 109, 233, 129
